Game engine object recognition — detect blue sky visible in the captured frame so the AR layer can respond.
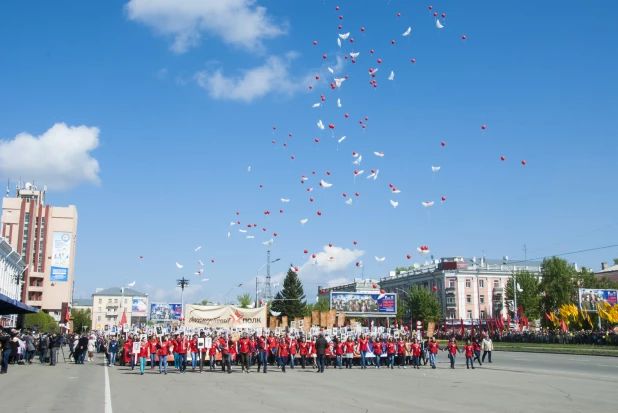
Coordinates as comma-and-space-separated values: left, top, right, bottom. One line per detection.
0, 0, 616, 305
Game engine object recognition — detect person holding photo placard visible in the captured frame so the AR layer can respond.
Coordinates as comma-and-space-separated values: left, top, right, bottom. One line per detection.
138, 337, 150, 375
157, 335, 170, 374
256, 331, 268, 373
277, 337, 289, 373
176, 332, 188, 374
238, 333, 251, 373
208, 337, 218, 371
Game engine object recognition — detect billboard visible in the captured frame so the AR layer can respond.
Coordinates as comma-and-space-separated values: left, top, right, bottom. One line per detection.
150, 303, 182, 321
132, 297, 148, 316
330, 292, 397, 316
579, 289, 617, 311
184, 305, 267, 329
50, 232, 72, 282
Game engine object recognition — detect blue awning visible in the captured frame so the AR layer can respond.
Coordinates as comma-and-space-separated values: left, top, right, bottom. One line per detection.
0, 292, 40, 315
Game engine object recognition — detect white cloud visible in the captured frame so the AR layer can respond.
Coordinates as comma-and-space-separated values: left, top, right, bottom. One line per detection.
0, 123, 101, 191
125, 0, 287, 54
195, 52, 314, 102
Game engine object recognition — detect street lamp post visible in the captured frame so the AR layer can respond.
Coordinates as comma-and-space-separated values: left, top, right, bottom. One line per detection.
225, 283, 243, 305
176, 277, 190, 322
503, 257, 519, 327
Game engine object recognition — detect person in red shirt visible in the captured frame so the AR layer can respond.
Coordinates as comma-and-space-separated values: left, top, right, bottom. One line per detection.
310, 338, 317, 369
396, 338, 407, 369
298, 337, 309, 369
198, 331, 208, 373
124, 336, 134, 370
267, 332, 277, 366
189, 334, 199, 371
277, 337, 290, 373
371, 338, 383, 369
157, 335, 170, 374
464, 339, 475, 369
411, 338, 422, 369
427, 337, 439, 369
447, 337, 459, 369
256, 332, 269, 373
386, 337, 396, 369
172, 332, 180, 370
208, 336, 218, 371
357, 334, 369, 369
344, 337, 355, 369
176, 332, 188, 373
219, 337, 232, 374
334, 339, 344, 369
289, 336, 298, 369
149, 337, 158, 370
138, 337, 150, 375
473, 339, 483, 366
238, 333, 251, 373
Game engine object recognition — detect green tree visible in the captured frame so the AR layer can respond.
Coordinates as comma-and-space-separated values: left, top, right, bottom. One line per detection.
539, 257, 577, 317
402, 285, 442, 322
305, 296, 330, 315
270, 265, 307, 319
613, 258, 618, 266
193, 299, 213, 305
395, 265, 416, 275
505, 270, 541, 320
72, 308, 92, 334
24, 312, 59, 333
237, 293, 252, 308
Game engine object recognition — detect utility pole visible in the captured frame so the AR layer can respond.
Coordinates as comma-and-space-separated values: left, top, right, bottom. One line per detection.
176, 277, 190, 322
524, 245, 527, 262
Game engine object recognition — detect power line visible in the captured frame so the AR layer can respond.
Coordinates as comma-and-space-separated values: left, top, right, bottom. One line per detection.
507, 244, 618, 266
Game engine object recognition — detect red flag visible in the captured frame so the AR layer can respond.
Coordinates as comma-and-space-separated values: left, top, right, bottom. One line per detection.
119, 310, 127, 328
64, 306, 71, 323
460, 318, 464, 336
560, 320, 568, 332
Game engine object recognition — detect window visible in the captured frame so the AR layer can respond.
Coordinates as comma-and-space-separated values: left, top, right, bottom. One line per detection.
98, 298, 102, 304
449, 280, 455, 288
465, 279, 471, 288
446, 297, 456, 304
466, 295, 471, 303
97, 316, 101, 321
494, 280, 499, 288
98, 307, 102, 312
114, 299, 118, 303
480, 295, 485, 304
480, 310, 486, 319
124, 299, 128, 304
479, 279, 485, 288
108, 298, 111, 303
449, 311, 455, 319
467, 311, 472, 319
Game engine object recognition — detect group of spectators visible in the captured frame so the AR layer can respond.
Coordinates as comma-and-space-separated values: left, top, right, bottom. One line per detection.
0, 328, 63, 374
433, 328, 618, 346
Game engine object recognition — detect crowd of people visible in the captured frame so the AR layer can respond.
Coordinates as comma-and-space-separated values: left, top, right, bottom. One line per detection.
0, 328, 64, 373
95, 330, 496, 375
434, 328, 618, 346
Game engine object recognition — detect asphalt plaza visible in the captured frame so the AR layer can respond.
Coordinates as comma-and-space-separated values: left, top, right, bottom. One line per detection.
2, 350, 617, 412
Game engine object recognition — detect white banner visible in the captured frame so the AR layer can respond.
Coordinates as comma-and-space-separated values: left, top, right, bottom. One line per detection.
185, 305, 267, 329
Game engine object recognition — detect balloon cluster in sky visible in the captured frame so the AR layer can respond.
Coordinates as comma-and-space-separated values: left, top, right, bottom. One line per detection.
168, 4, 527, 278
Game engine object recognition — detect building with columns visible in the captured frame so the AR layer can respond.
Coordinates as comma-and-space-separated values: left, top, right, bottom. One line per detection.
379, 257, 542, 321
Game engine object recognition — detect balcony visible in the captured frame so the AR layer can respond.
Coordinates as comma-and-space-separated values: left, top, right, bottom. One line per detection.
106, 302, 119, 308
106, 311, 119, 317
28, 285, 44, 293
493, 287, 504, 295
445, 287, 456, 295
446, 301, 456, 309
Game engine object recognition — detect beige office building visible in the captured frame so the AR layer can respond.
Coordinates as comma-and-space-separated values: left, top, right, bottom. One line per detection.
1, 182, 78, 325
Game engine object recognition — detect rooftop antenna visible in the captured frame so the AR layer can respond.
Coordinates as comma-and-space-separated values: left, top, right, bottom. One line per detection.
5, 178, 8, 197
524, 244, 527, 261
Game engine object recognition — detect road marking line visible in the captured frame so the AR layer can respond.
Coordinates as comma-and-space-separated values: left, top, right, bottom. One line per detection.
105, 364, 113, 413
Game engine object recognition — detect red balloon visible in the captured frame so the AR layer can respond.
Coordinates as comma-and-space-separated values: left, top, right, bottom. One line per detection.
501, 156, 505, 161
441, 196, 446, 201
326, 171, 331, 175
433, 286, 438, 291
352, 151, 357, 156
322, 54, 327, 59
352, 59, 356, 64
315, 138, 319, 143
339, 15, 343, 20
310, 198, 314, 202
356, 262, 360, 267
397, 13, 401, 17
317, 211, 322, 216
308, 85, 312, 89
441, 141, 446, 146
335, 6, 339, 10
313, 41, 317, 45
139, 256, 143, 259
283, 143, 287, 147
321, 289, 326, 294
365, 116, 369, 121
372, 284, 377, 289
304, 249, 308, 254
354, 170, 359, 175
328, 243, 333, 247
312, 254, 316, 258
342, 193, 347, 197
345, 113, 349, 118
288, 133, 292, 137
404, 326, 409, 331
389, 183, 393, 188
315, 75, 320, 80
338, 25, 342, 30
377, 59, 382, 64
353, 241, 358, 245
411, 58, 416, 63
290, 155, 294, 159
263, 228, 267, 231
273, 232, 277, 236
306, 188, 311, 192
522, 160, 527, 165
442, 13, 446, 18
429, 6, 433, 10
380, 289, 385, 294
236, 212, 240, 215
407, 254, 411, 259
312, 171, 316, 174
273, 126, 276, 130
350, 38, 354, 43
259, 184, 263, 188
355, 192, 359, 196
272, 140, 275, 143
294, 267, 299, 272
237, 221, 241, 225
370, 49, 374, 54
482, 125, 486, 130
279, 209, 283, 213
211, 259, 215, 263
462, 35, 466, 40
361, 27, 365, 32
329, 124, 335, 129
433, 12, 437, 17
391, 40, 395, 45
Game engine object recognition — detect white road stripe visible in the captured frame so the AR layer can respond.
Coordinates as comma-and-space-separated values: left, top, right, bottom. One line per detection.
105, 364, 113, 413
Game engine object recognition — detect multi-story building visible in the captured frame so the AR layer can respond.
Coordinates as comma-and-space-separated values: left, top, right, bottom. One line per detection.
1, 182, 78, 325
0, 237, 32, 327
379, 257, 542, 321
91, 287, 148, 331
72, 298, 93, 312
